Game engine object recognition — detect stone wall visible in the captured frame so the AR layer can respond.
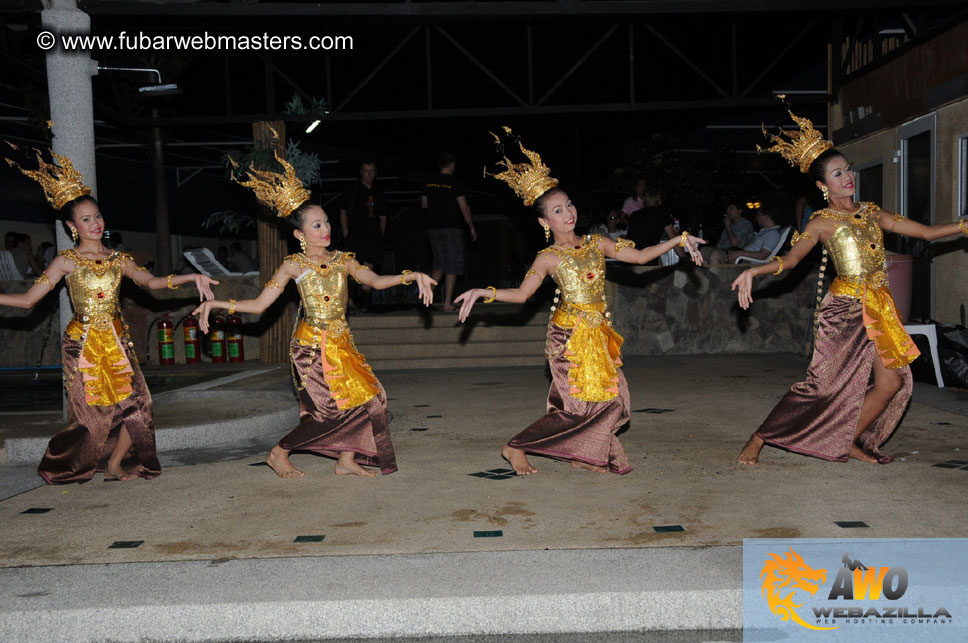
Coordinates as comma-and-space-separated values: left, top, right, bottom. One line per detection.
605, 262, 820, 356
0, 276, 294, 368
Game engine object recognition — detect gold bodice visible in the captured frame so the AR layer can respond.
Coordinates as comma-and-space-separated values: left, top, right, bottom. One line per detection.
287, 252, 351, 324
540, 235, 606, 305
62, 249, 131, 322
819, 202, 885, 281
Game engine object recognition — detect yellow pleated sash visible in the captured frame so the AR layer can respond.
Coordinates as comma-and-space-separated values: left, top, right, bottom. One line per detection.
829, 274, 920, 369
293, 319, 379, 410
551, 301, 624, 402
66, 317, 134, 406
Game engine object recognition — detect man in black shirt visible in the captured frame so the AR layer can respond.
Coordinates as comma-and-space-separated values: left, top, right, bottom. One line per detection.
421, 152, 476, 312
340, 161, 387, 309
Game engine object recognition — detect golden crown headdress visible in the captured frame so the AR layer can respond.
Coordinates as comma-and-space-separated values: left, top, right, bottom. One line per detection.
485, 126, 558, 206
5, 142, 91, 210
757, 95, 833, 173
228, 150, 310, 218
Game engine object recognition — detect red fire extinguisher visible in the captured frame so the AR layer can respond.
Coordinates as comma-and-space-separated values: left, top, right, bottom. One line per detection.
226, 313, 245, 363
182, 316, 201, 364
157, 315, 175, 366
210, 313, 228, 364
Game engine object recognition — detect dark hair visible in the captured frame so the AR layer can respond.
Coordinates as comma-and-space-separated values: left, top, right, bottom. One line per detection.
360, 160, 376, 170
286, 201, 322, 229
808, 148, 846, 185
59, 194, 98, 235
532, 187, 566, 217
438, 151, 456, 169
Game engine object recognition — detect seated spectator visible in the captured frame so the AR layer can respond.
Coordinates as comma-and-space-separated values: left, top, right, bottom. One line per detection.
621, 177, 648, 216
625, 186, 672, 250
700, 201, 755, 263
7, 232, 42, 278
588, 209, 628, 242
38, 241, 56, 268
708, 208, 782, 265
228, 241, 258, 272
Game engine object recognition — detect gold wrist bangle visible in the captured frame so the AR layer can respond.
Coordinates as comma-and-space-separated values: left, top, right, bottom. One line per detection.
166, 274, 180, 290
770, 255, 784, 276
959, 219, 968, 237
228, 299, 237, 315
483, 286, 497, 303
679, 231, 689, 247
400, 269, 412, 285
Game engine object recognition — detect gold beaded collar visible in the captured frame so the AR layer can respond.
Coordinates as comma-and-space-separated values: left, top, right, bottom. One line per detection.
61, 248, 128, 277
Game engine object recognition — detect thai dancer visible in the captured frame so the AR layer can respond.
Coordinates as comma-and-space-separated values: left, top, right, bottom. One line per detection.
1, 145, 217, 483
733, 99, 968, 464
193, 152, 435, 478
456, 128, 705, 475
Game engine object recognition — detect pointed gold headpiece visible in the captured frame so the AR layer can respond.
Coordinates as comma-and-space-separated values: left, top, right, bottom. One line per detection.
5, 141, 91, 210
485, 126, 558, 206
757, 95, 833, 173
228, 150, 311, 218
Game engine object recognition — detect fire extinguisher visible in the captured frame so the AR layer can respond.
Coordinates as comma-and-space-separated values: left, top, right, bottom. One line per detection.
182, 316, 201, 364
209, 313, 228, 363
226, 313, 245, 363
157, 314, 175, 366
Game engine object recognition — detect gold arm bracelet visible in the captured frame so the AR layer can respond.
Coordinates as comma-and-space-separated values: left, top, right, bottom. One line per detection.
33, 273, 53, 290
483, 286, 497, 303
959, 219, 968, 237
770, 256, 784, 276
679, 231, 689, 247
166, 274, 180, 290
228, 299, 237, 315
400, 269, 412, 285
265, 278, 282, 290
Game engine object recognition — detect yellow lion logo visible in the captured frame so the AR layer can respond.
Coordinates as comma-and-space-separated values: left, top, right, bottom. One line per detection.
761, 547, 837, 631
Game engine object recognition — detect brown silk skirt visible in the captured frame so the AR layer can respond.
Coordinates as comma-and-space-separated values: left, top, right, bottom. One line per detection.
39, 332, 160, 484
278, 337, 397, 474
508, 323, 633, 474
756, 294, 912, 462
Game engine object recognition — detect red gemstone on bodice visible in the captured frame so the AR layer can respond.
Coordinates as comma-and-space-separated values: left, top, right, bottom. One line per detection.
97, 292, 104, 299
587, 272, 595, 279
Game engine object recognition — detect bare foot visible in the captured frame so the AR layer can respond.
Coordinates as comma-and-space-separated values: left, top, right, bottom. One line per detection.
737, 433, 765, 465
571, 460, 608, 473
443, 303, 456, 312
849, 444, 878, 463
335, 453, 377, 477
265, 446, 306, 479
501, 444, 538, 475
104, 464, 135, 481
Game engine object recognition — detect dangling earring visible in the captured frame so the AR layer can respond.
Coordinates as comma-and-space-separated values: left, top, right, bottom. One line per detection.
69, 227, 78, 245
820, 185, 829, 202
542, 223, 551, 243
298, 236, 307, 253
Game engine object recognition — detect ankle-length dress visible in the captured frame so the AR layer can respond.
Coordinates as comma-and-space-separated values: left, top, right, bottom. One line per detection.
755, 202, 919, 462
507, 235, 632, 474
39, 249, 160, 484
275, 252, 397, 474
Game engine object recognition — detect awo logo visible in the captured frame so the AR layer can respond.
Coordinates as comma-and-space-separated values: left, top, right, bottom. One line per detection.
760, 547, 954, 631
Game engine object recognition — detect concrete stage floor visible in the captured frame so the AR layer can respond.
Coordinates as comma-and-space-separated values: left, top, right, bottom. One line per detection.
0, 354, 966, 640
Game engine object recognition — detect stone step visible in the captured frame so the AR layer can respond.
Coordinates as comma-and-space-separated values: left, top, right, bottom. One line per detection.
360, 339, 545, 361
369, 354, 546, 370
346, 304, 549, 330
351, 322, 547, 345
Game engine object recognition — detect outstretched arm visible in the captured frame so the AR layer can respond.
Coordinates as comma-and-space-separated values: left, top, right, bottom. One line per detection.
346, 257, 437, 306
191, 264, 292, 333
879, 210, 967, 241
454, 257, 548, 323
600, 234, 705, 265
731, 222, 822, 310
125, 259, 219, 301
0, 255, 69, 309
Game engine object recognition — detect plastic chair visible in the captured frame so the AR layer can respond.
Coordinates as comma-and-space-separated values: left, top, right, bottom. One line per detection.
733, 226, 792, 265
183, 248, 246, 277
904, 324, 944, 388
0, 250, 24, 280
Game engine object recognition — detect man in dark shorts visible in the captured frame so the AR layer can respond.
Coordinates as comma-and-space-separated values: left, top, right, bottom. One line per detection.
421, 152, 476, 312
340, 161, 387, 309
